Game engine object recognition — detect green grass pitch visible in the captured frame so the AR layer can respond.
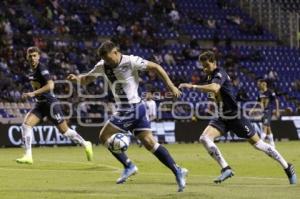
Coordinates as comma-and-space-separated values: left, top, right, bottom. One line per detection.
0, 141, 299, 199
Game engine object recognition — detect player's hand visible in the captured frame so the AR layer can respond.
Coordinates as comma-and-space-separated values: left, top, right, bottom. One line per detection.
179, 83, 194, 89
22, 92, 35, 100
66, 74, 79, 83
170, 86, 182, 98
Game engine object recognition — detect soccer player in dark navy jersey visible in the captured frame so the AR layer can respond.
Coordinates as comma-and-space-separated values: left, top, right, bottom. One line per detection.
16, 46, 93, 164
257, 79, 279, 146
179, 51, 296, 185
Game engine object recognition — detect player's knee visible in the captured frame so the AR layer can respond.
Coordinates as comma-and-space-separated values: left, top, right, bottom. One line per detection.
199, 134, 210, 144
140, 136, 156, 151
57, 125, 69, 134
144, 143, 154, 151
21, 123, 32, 132
253, 139, 272, 152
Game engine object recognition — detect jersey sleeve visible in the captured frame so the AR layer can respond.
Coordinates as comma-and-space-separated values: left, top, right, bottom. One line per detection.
39, 66, 51, 81
211, 70, 226, 86
130, 55, 149, 71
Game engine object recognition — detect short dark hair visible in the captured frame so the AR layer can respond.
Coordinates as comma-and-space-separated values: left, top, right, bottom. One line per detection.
199, 51, 216, 63
257, 79, 267, 84
97, 40, 118, 58
27, 46, 41, 55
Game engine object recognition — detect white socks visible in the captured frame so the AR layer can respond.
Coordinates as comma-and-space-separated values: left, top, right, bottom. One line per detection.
20, 126, 87, 157
64, 128, 87, 147
200, 135, 229, 168
260, 132, 275, 147
253, 140, 288, 169
260, 132, 267, 141
268, 133, 275, 147
21, 124, 33, 157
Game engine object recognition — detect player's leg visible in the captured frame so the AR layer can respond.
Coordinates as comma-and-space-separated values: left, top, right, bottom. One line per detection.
235, 116, 296, 184
266, 126, 275, 147
99, 121, 137, 184
249, 133, 285, 167
249, 134, 296, 184
136, 130, 188, 192
230, 131, 236, 141
134, 101, 187, 191
260, 125, 267, 141
57, 120, 86, 145
199, 124, 234, 183
261, 112, 275, 146
260, 113, 269, 141
16, 112, 41, 164
48, 102, 94, 160
56, 120, 93, 161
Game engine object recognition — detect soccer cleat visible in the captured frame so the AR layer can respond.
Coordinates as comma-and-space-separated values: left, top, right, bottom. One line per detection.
16, 155, 33, 165
175, 167, 188, 192
214, 166, 234, 184
116, 163, 138, 184
84, 141, 93, 161
285, 163, 297, 184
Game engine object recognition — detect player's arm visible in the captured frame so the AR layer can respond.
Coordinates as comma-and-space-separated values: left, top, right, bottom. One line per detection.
67, 63, 102, 85
66, 73, 96, 85
179, 83, 221, 94
193, 83, 221, 94
275, 97, 280, 118
33, 80, 54, 95
22, 80, 54, 99
146, 61, 181, 98
179, 70, 225, 94
270, 91, 280, 118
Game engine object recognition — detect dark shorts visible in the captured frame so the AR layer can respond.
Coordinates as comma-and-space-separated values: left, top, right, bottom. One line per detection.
209, 116, 256, 139
30, 101, 64, 125
262, 110, 272, 126
109, 102, 151, 136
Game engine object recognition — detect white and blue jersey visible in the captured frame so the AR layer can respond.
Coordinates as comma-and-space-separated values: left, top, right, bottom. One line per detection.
88, 55, 151, 134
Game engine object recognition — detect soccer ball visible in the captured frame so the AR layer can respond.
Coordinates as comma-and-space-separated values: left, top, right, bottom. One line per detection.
107, 133, 130, 153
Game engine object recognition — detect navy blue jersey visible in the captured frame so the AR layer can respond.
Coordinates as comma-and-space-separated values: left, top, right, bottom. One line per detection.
207, 67, 238, 116
259, 89, 276, 111
27, 63, 57, 102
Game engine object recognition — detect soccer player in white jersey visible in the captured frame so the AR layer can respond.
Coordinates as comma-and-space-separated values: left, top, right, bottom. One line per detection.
67, 40, 188, 192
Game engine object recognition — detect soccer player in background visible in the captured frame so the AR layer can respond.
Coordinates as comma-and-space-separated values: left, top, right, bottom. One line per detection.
179, 51, 296, 185
67, 41, 188, 192
257, 79, 279, 146
16, 47, 93, 164
144, 92, 157, 122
